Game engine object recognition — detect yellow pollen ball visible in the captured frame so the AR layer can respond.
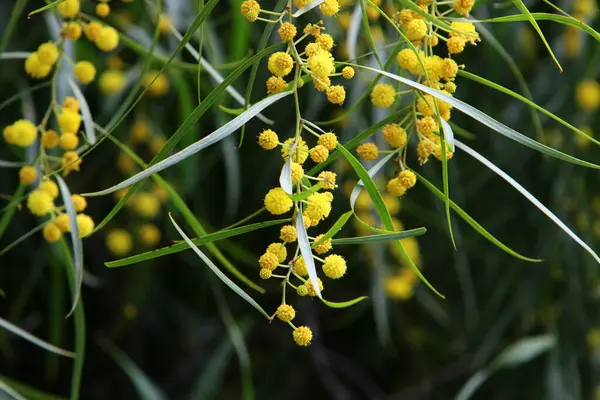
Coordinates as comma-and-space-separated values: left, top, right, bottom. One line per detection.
27, 189, 54, 216
279, 23, 297, 42
326, 85, 346, 105
267, 52, 294, 77
74, 61, 96, 84
71, 194, 87, 212
158, 15, 171, 35
60, 133, 79, 150
306, 192, 332, 223
320, 0, 340, 16
281, 138, 309, 164
11, 119, 38, 147
316, 33, 334, 51
313, 76, 330, 92
295, 0, 313, 8
398, 170, 417, 188
264, 187, 293, 215
318, 171, 337, 190
142, 71, 170, 96
19, 166, 37, 185
307, 50, 335, 78
296, 285, 308, 296
266, 242, 287, 263
55, 214, 71, 232
318, 132, 337, 150
42, 129, 59, 148
99, 70, 126, 95
240, 0, 260, 22
96, 3, 110, 17
25, 53, 52, 79
132, 118, 149, 142
58, 110, 81, 134
382, 124, 407, 148
293, 256, 308, 276
37, 42, 59, 65
62, 151, 82, 175
39, 180, 59, 199
371, 83, 396, 108
76, 214, 95, 238
322, 254, 346, 279
576, 80, 600, 112
276, 304, 296, 322
293, 326, 313, 346
280, 225, 297, 242
85, 22, 103, 41
305, 42, 321, 57
133, 193, 160, 218
62, 22, 82, 40
387, 178, 407, 196
259, 252, 279, 270
356, 142, 379, 161
306, 278, 324, 296
95, 27, 120, 52
57, 0, 80, 18
454, 0, 475, 16
313, 234, 332, 254
63, 96, 80, 112
259, 268, 272, 279
43, 223, 62, 242
310, 145, 329, 163
447, 36, 466, 55
341, 66, 355, 79
258, 129, 279, 150
291, 162, 304, 184
406, 19, 427, 41
266, 76, 287, 94
106, 229, 133, 257
139, 224, 161, 246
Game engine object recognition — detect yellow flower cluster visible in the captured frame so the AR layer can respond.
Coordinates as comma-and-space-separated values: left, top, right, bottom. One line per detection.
25, 41, 59, 79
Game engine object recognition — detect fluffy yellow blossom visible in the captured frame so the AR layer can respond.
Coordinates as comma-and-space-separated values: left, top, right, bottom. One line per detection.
281, 138, 309, 164
58, 110, 82, 134
139, 224, 161, 246
371, 83, 396, 108
293, 326, 313, 346
291, 162, 304, 184
39, 180, 59, 199
313, 234, 332, 254
55, 214, 71, 232
326, 85, 346, 105
440, 58, 459, 81
320, 0, 340, 16
96, 3, 110, 17
307, 50, 335, 78
306, 192, 332, 223
356, 142, 379, 161
341, 66, 355, 79
316, 34, 334, 51
385, 273, 415, 300
280, 225, 297, 242
159, 14, 172, 35
305, 42, 322, 57
11, 120, 38, 147
267, 242, 287, 263
240, 0, 260, 22
322, 254, 346, 279
37, 42, 59, 65
295, 0, 313, 8
85, 22, 103, 41
27, 189, 54, 216
387, 178, 406, 196
63, 96, 80, 112
259, 268, 272, 279
43, 223, 62, 243
293, 256, 308, 276
449, 22, 479, 44
268, 52, 294, 77
60, 133, 79, 150
95, 27, 120, 51
133, 193, 160, 218
306, 278, 324, 296
3, 125, 14, 144
276, 304, 296, 322
71, 194, 87, 212
99, 70, 126, 95
142, 71, 170, 96
42, 129, 59, 148
266, 76, 287, 94
259, 252, 279, 270
25, 53, 52, 79
264, 187, 293, 215
258, 129, 279, 150
318, 132, 337, 150
74, 61, 96, 84
313, 76, 331, 92
406, 19, 427, 41
279, 23, 297, 42
576, 80, 600, 112
382, 124, 407, 148
398, 170, 417, 188
19, 166, 37, 185
296, 285, 308, 296
310, 145, 329, 163
447, 36, 466, 55
77, 214, 95, 237
57, 0, 80, 18
318, 171, 337, 190
62, 22, 82, 40
416, 116, 438, 137
454, 0, 475, 16
106, 229, 133, 257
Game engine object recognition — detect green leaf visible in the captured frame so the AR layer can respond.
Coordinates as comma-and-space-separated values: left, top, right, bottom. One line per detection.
169, 214, 270, 319
27, 0, 64, 17
416, 172, 541, 262
0, 376, 66, 400
0, 380, 26, 400
312, 211, 353, 249
320, 296, 369, 308
331, 227, 427, 244
511, 0, 562, 71
0, 317, 75, 358
288, 183, 324, 201
106, 219, 287, 268
336, 143, 443, 298
218, 105, 245, 116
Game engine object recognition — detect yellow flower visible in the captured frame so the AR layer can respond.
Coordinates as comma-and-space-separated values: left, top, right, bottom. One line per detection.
382, 124, 407, 148
341, 66, 355, 79
85, 22, 103, 41
575, 80, 600, 112
316, 34, 334, 51
291, 162, 304, 184
57, 0, 80, 18
322, 254, 346, 279
398, 170, 417, 188
63, 96, 80, 112
447, 36, 466, 55
318, 132, 337, 150
132, 118, 149, 142
440, 58, 459, 81
280, 225, 298, 242
58, 110, 82, 134
258, 129, 279, 150
310, 145, 329, 163
385, 274, 415, 300
106, 229, 133, 256
320, 0, 340, 16
158, 14, 172, 35
60, 133, 79, 150
292, 326, 313, 346
259, 268, 272, 279
279, 23, 297, 42
96, 3, 110, 17
62, 22, 82, 40
276, 304, 296, 322
406, 19, 427, 41
3, 125, 15, 144
306, 277, 324, 296
313, 76, 330, 92
99, 70, 126, 95
37, 42, 59, 65
27, 189, 54, 216
264, 187, 293, 215
305, 42, 321, 57
19, 166, 37, 185
25, 53, 52, 79
296, 284, 308, 296
39, 180, 59, 199
370, 83, 396, 108
71, 194, 87, 212
326, 85, 346, 105
267, 52, 294, 77
95, 26, 119, 52
281, 138, 309, 164
387, 178, 406, 196
294, 0, 313, 8
454, 0, 475, 16
133, 193, 160, 218
62, 152, 82, 175
43, 223, 62, 242
293, 256, 308, 276
240, 0, 260, 22
313, 234, 332, 254
306, 192, 332, 223
259, 252, 279, 270
267, 242, 287, 263
449, 22, 479, 44
55, 214, 71, 232
266, 76, 287, 94
318, 171, 337, 190
142, 71, 170, 96
11, 119, 38, 147
416, 116, 438, 137
356, 142, 379, 161
74, 61, 96, 84
307, 50, 335, 78
139, 224, 161, 246
76, 214, 95, 237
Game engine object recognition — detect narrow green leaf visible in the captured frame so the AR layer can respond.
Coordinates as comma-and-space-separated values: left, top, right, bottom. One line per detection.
336, 144, 443, 298
169, 214, 270, 319
320, 296, 369, 309
288, 183, 324, 201
0, 376, 66, 400
106, 219, 287, 268
331, 228, 427, 244
218, 105, 245, 116
0, 380, 26, 400
27, 0, 65, 17
0, 317, 75, 358
312, 211, 353, 249
416, 173, 541, 262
